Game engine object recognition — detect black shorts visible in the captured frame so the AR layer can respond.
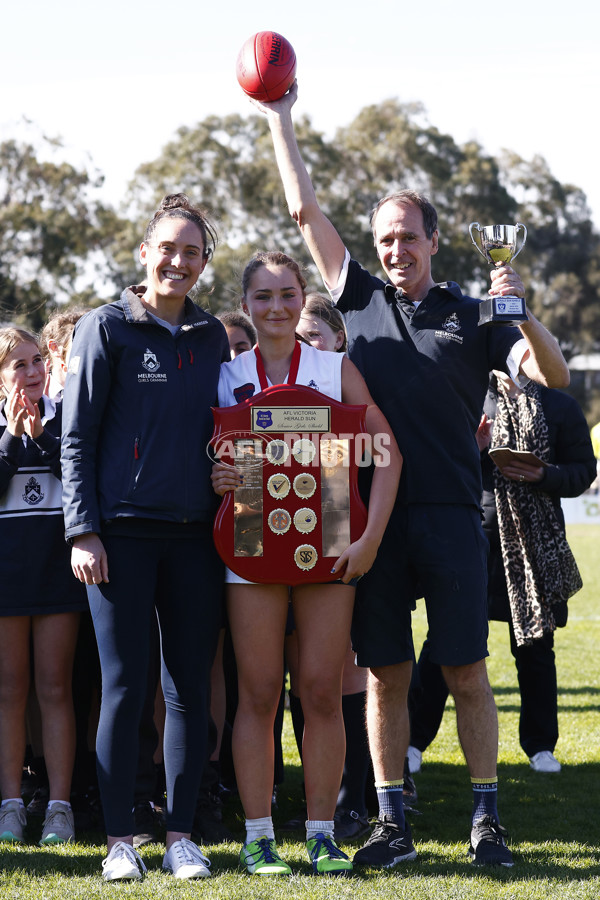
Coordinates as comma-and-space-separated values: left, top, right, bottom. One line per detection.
351, 504, 489, 668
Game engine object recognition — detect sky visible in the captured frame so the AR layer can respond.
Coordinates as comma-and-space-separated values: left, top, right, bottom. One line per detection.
2, 0, 599, 231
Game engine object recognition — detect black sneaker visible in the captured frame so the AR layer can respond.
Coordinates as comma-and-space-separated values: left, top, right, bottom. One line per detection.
334, 808, 370, 842
353, 816, 417, 868
468, 815, 514, 867
133, 800, 160, 848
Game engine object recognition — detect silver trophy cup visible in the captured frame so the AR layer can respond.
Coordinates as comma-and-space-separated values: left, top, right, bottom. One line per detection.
469, 222, 528, 326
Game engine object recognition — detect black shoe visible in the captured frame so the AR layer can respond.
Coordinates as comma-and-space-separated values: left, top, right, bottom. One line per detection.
353, 816, 417, 868
403, 772, 418, 807
132, 800, 160, 848
70, 790, 100, 832
468, 815, 513, 867
279, 808, 308, 832
191, 791, 233, 844
334, 808, 370, 842
26, 787, 49, 817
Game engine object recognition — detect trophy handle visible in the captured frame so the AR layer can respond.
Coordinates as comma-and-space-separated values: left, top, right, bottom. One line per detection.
469, 222, 486, 260
512, 223, 527, 261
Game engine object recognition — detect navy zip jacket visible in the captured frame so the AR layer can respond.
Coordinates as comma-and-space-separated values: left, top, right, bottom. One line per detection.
61, 286, 230, 540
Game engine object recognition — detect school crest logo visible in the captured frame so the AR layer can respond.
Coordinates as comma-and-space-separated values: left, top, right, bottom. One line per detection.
233, 382, 256, 404
307, 379, 319, 391
23, 476, 43, 505
442, 313, 461, 333
142, 349, 160, 372
255, 410, 274, 430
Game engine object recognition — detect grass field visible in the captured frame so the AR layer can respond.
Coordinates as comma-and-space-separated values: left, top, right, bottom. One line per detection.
1, 524, 599, 899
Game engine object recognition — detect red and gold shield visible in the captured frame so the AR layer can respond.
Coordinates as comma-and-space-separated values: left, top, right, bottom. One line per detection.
211, 383, 368, 585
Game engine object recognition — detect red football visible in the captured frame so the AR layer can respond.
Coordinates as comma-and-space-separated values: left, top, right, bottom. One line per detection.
236, 31, 296, 102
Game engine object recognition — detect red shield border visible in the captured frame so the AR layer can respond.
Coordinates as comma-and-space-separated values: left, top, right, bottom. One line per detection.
211, 384, 368, 585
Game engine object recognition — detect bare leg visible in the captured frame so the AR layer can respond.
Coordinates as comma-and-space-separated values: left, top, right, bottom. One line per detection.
227, 584, 289, 820
292, 584, 354, 821
366, 662, 413, 783
33, 612, 80, 802
441, 659, 498, 778
342, 642, 367, 696
0, 617, 31, 799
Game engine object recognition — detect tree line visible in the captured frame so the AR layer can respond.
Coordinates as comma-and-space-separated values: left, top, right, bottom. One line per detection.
2, 100, 599, 421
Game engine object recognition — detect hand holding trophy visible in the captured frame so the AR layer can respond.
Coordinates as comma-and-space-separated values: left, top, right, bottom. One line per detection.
469, 223, 528, 326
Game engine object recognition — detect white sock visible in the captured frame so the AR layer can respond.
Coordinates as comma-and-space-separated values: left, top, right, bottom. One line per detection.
306, 819, 335, 840
1, 798, 25, 808
245, 816, 274, 843
47, 800, 72, 810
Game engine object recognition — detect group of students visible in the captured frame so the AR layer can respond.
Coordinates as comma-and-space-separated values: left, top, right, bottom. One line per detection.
0, 79, 581, 883
0, 193, 400, 881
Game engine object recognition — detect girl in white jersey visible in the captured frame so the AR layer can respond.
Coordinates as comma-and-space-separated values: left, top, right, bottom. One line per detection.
212, 251, 401, 877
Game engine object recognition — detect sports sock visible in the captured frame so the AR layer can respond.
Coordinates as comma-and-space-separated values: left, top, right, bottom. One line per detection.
306, 819, 334, 840
471, 777, 499, 824
245, 816, 275, 843
47, 800, 72, 810
375, 780, 405, 830
1, 799, 25, 808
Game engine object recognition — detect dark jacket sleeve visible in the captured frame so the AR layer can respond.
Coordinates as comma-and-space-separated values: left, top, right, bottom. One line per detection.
0, 427, 23, 493
532, 389, 597, 499
61, 312, 113, 538
33, 402, 62, 478
1, 406, 61, 493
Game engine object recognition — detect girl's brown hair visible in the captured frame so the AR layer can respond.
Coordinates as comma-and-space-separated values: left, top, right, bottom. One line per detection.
302, 292, 347, 352
241, 251, 307, 298
0, 327, 40, 400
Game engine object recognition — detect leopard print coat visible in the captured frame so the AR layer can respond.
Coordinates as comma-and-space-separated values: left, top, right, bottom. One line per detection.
491, 381, 582, 646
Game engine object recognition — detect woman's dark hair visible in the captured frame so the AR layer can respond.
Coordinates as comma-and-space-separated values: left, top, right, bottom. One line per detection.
144, 193, 218, 262
241, 251, 307, 298
218, 310, 257, 347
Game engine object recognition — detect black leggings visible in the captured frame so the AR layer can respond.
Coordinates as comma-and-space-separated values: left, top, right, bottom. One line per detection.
86, 529, 223, 835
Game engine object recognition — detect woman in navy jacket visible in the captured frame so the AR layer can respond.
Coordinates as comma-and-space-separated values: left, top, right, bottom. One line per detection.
61, 195, 230, 881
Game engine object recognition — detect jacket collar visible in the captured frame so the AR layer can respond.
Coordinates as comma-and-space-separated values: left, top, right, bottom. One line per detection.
120, 285, 208, 328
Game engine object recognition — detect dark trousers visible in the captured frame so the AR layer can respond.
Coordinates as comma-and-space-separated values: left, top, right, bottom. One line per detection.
509, 625, 558, 758
409, 628, 558, 759
87, 529, 223, 836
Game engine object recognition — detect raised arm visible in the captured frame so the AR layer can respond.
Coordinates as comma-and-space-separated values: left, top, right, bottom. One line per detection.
252, 82, 346, 290
489, 266, 570, 388
517, 313, 570, 388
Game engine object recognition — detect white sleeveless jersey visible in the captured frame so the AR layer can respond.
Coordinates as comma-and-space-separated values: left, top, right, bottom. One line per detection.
218, 342, 343, 408
217, 343, 344, 584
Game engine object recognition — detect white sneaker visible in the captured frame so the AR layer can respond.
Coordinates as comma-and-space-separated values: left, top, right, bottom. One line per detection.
102, 841, 147, 881
407, 746, 422, 774
529, 751, 561, 773
162, 838, 211, 879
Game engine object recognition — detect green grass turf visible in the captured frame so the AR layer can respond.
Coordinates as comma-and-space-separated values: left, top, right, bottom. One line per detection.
1, 524, 599, 898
